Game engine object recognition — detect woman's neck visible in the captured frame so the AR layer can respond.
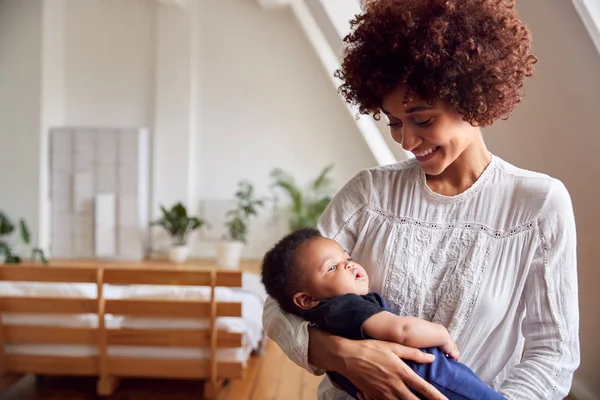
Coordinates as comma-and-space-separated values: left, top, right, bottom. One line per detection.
426, 134, 491, 196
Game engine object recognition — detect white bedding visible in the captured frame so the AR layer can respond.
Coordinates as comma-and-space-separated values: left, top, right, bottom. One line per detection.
1, 272, 267, 363
5, 343, 254, 363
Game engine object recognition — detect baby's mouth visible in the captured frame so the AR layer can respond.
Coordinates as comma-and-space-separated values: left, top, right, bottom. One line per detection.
355, 271, 364, 280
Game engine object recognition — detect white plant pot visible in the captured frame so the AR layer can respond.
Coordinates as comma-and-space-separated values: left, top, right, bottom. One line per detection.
168, 245, 189, 264
217, 241, 245, 269
0, 254, 5, 265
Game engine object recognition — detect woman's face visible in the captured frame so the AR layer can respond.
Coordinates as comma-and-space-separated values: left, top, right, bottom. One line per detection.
381, 85, 480, 176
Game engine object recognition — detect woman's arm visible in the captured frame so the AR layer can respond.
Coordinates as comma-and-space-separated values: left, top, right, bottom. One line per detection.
263, 296, 448, 400
309, 326, 448, 400
262, 296, 322, 372
498, 181, 580, 399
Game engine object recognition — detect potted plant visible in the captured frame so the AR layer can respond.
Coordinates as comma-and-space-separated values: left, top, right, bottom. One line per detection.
270, 164, 335, 231
218, 181, 265, 269
0, 210, 48, 264
151, 202, 208, 264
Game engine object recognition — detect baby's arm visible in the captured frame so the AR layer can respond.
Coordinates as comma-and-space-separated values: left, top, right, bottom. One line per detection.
362, 311, 460, 360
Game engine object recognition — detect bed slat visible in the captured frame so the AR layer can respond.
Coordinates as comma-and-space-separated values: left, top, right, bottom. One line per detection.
105, 358, 244, 380
215, 271, 242, 288
0, 297, 97, 314
3, 326, 97, 345
104, 299, 241, 318
6, 355, 99, 375
104, 299, 209, 317
0, 266, 97, 283
105, 328, 242, 348
103, 268, 213, 286
216, 331, 244, 348
217, 302, 242, 317
217, 361, 244, 380
106, 358, 209, 379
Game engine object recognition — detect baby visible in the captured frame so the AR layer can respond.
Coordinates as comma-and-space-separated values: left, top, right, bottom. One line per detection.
261, 228, 506, 400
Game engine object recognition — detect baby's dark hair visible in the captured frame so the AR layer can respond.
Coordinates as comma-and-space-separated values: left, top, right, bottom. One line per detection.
261, 227, 322, 315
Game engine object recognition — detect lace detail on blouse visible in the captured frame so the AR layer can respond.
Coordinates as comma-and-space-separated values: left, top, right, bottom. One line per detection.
376, 210, 539, 337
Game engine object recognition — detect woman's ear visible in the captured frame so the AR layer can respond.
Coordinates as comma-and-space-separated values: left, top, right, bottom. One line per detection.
293, 292, 320, 310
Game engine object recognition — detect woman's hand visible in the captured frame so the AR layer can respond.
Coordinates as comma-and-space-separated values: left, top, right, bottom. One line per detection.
339, 339, 449, 400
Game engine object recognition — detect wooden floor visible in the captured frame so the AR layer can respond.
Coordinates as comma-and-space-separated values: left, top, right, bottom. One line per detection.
0, 340, 323, 400
1, 342, 580, 400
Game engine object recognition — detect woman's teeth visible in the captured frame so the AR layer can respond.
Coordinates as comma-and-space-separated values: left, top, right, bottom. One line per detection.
414, 146, 438, 157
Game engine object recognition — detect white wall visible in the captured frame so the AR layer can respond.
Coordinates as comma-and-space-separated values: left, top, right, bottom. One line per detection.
151, 1, 201, 253
64, 0, 156, 128
0, 0, 43, 247
21, 0, 376, 259
195, 0, 376, 257
485, 0, 600, 397
40, 0, 67, 251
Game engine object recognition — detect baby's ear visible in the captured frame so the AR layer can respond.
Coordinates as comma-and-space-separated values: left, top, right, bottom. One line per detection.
293, 292, 320, 310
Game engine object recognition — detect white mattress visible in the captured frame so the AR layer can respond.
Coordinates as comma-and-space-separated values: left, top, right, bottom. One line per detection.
5, 343, 254, 363
1, 272, 267, 363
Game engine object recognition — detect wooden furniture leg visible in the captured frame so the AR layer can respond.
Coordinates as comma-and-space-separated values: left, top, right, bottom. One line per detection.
95, 268, 120, 397
0, 298, 23, 391
205, 270, 219, 399
204, 380, 226, 400
0, 373, 25, 391
97, 376, 120, 396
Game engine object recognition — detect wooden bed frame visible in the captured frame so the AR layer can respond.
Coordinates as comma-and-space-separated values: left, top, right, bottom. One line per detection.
0, 262, 249, 398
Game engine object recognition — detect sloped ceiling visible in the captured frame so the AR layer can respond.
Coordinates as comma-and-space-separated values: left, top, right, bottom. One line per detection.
572, 0, 600, 55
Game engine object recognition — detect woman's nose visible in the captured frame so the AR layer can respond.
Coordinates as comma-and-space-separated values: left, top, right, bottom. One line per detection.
401, 127, 421, 152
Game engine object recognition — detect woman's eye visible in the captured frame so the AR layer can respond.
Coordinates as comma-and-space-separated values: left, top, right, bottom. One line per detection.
386, 121, 403, 128
415, 118, 433, 127
329, 265, 337, 271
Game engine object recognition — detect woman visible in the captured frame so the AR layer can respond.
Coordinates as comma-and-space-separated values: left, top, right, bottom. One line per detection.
262, 0, 580, 399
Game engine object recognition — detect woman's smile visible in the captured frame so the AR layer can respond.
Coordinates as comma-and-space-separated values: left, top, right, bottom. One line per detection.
414, 146, 440, 162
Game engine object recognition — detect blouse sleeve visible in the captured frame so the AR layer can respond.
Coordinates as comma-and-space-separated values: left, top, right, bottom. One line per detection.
261, 169, 371, 374
498, 180, 580, 399
317, 169, 372, 249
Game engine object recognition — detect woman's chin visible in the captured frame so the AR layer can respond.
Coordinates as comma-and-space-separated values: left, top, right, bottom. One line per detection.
419, 160, 447, 176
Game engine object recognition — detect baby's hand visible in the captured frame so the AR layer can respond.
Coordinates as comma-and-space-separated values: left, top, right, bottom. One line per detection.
441, 337, 460, 361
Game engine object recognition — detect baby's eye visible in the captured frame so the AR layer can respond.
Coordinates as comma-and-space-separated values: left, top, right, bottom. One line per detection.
328, 265, 337, 271
347, 257, 353, 262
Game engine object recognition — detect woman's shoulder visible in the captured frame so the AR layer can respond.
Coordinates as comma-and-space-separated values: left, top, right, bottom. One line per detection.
493, 156, 573, 216
347, 158, 419, 189
371, 158, 420, 174
327, 159, 418, 212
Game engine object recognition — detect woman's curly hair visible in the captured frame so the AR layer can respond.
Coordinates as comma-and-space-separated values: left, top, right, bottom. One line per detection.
335, 0, 537, 126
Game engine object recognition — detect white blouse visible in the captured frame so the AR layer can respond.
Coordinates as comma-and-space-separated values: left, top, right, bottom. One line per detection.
262, 155, 580, 400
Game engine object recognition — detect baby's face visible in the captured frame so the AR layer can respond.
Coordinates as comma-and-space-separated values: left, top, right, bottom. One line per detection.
295, 237, 369, 301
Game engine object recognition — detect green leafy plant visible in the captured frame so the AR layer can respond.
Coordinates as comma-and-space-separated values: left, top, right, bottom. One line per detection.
151, 202, 208, 246
224, 181, 266, 243
270, 164, 335, 231
0, 211, 48, 264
